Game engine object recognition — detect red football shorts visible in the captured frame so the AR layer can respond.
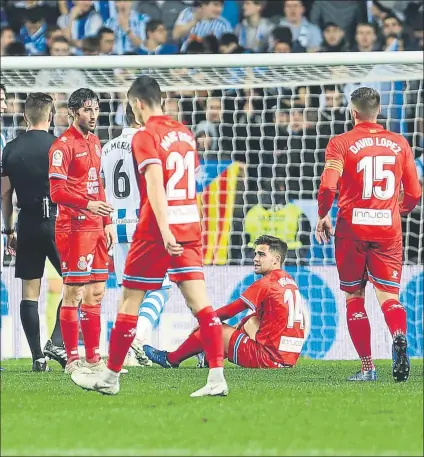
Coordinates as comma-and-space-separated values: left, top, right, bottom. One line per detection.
123, 239, 204, 290
56, 231, 109, 285
335, 237, 402, 294
227, 328, 292, 369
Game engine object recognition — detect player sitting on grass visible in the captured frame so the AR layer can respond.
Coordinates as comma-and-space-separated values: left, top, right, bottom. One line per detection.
144, 235, 306, 369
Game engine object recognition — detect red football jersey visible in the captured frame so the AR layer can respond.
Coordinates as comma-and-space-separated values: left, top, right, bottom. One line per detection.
318, 122, 422, 241
131, 115, 201, 242
48, 126, 104, 232
240, 269, 305, 366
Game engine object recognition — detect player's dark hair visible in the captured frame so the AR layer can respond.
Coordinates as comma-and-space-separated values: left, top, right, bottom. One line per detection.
125, 103, 137, 126
350, 87, 381, 119
97, 27, 114, 40
25, 92, 54, 125
0, 83, 6, 94
254, 235, 288, 266
68, 88, 100, 116
127, 76, 161, 108
146, 19, 164, 36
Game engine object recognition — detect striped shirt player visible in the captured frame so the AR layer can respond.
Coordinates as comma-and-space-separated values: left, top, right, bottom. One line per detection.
176, 6, 232, 52
105, 10, 150, 55
57, 7, 102, 49
20, 22, 47, 56
101, 125, 170, 359
0, 130, 5, 270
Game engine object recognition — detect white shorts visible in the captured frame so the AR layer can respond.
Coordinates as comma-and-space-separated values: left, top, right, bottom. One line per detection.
113, 242, 171, 289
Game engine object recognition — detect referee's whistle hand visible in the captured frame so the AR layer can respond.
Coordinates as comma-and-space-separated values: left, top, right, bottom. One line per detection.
87, 201, 114, 216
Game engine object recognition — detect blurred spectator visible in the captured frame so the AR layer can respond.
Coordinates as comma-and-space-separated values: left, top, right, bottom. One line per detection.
270, 26, 293, 53
49, 36, 71, 56
5, 0, 58, 33
243, 178, 312, 265
138, 19, 178, 55
57, 0, 102, 53
351, 23, 379, 52
273, 0, 322, 53
219, 33, 246, 53
4, 41, 27, 56
97, 27, 115, 55
310, 0, 366, 44
45, 25, 64, 55
105, 0, 150, 55
19, 6, 47, 56
368, 0, 392, 28
380, 14, 418, 51
173, 0, 232, 52
164, 97, 183, 123
235, 1, 274, 53
411, 18, 423, 50
138, 0, 186, 35
59, 0, 119, 22
0, 27, 15, 56
81, 36, 100, 55
320, 22, 349, 52
53, 102, 69, 137
184, 40, 205, 54
202, 34, 220, 53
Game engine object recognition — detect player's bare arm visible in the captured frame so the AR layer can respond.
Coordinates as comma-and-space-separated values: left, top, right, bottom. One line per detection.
144, 163, 183, 256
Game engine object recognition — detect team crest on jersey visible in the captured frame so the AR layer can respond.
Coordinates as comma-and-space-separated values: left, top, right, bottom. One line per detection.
88, 167, 97, 181
77, 256, 87, 271
95, 144, 101, 157
52, 150, 63, 166
60, 136, 67, 142
62, 261, 67, 270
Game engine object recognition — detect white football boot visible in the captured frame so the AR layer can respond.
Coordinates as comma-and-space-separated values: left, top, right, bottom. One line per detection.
71, 369, 120, 396
190, 368, 228, 398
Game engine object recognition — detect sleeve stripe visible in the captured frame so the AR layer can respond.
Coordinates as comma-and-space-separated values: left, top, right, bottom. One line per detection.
49, 173, 68, 180
138, 158, 162, 172
240, 295, 256, 311
325, 165, 343, 174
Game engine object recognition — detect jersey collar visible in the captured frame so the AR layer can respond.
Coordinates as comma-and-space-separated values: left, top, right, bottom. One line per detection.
122, 127, 140, 135
354, 122, 384, 131
68, 125, 91, 141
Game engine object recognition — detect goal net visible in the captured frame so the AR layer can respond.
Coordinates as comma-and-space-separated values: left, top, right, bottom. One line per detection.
1, 52, 423, 361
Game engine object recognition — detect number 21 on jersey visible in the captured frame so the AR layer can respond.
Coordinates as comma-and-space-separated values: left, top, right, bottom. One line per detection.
166, 150, 196, 201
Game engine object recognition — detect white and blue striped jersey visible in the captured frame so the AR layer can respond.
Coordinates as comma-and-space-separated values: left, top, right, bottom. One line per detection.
176, 7, 232, 52
57, 9, 103, 43
101, 127, 141, 244
105, 11, 150, 55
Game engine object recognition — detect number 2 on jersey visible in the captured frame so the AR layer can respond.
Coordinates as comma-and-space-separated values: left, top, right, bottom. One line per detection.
166, 151, 196, 200
357, 156, 396, 200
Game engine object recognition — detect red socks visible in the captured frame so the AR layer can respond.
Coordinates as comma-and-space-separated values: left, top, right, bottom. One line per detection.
168, 329, 203, 366
196, 306, 224, 369
346, 297, 375, 372
107, 313, 138, 373
381, 299, 407, 337
80, 304, 101, 363
60, 306, 79, 364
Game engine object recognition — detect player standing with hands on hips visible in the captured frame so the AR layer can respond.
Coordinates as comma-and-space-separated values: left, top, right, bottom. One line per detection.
316, 87, 421, 382
72, 75, 227, 397
49, 88, 115, 375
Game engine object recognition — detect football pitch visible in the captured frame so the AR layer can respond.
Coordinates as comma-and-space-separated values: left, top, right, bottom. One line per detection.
1, 358, 423, 456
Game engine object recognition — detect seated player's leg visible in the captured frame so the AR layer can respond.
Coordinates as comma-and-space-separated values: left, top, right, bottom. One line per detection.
367, 238, 409, 382
335, 237, 377, 381
168, 240, 227, 397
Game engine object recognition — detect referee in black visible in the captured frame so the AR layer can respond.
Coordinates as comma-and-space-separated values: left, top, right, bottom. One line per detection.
1, 93, 67, 371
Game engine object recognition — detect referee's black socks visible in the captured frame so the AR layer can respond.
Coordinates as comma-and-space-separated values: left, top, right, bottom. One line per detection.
20, 300, 44, 361
50, 299, 63, 346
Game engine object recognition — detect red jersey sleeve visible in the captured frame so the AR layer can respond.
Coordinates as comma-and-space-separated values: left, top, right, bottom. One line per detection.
317, 136, 345, 217
48, 141, 89, 209
132, 130, 162, 174
400, 139, 422, 215
49, 142, 72, 181
240, 278, 269, 312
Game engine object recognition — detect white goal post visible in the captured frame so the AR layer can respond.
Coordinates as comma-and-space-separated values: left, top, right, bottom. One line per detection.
1, 51, 423, 361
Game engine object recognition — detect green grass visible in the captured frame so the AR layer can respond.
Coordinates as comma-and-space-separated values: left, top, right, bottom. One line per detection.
1, 358, 423, 456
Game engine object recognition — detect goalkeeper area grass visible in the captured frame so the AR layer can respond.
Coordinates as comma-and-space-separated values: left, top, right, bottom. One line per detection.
1, 358, 422, 456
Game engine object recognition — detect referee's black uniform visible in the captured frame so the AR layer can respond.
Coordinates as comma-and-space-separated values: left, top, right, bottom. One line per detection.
2, 129, 66, 370
2, 130, 61, 279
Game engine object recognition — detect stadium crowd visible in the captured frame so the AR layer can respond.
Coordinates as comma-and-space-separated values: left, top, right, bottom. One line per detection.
1, 0, 423, 265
